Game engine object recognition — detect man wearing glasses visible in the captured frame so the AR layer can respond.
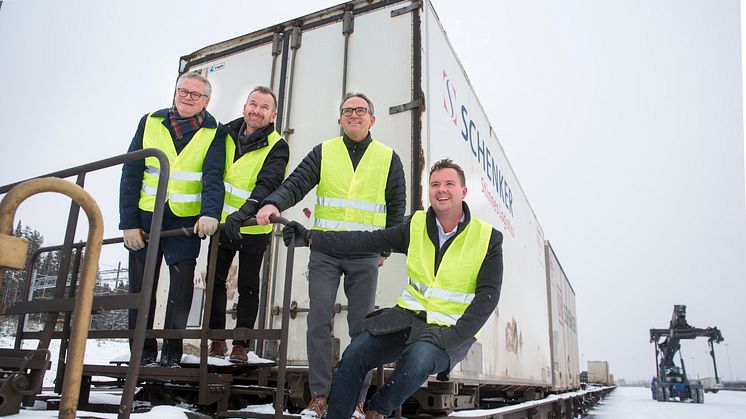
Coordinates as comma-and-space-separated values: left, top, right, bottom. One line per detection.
119, 72, 226, 368
256, 93, 406, 418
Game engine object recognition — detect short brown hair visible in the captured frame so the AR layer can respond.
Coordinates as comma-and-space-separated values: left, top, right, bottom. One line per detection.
248, 86, 277, 110
339, 92, 375, 116
430, 158, 466, 186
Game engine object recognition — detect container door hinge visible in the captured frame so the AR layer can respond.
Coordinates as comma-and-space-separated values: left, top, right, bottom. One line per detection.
343, 10, 354, 35
389, 98, 423, 115
272, 32, 283, 56
290, 26, 302, 50
391, 1, 421, 18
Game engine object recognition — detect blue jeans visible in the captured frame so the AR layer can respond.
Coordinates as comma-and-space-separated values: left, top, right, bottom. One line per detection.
326, 330, 451, 419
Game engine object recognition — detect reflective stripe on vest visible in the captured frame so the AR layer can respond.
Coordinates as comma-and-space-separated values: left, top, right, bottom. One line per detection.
396, 211, 492, 332
313, 137, 393, 231
138, 113, 218, 216
221, 130, 286, 235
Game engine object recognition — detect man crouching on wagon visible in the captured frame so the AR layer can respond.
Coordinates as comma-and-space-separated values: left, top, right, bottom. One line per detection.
283, 158, 503, 419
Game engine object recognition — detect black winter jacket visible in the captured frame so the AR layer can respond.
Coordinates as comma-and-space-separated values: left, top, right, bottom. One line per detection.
261, 133, 406, 257
218, 117, 290, 251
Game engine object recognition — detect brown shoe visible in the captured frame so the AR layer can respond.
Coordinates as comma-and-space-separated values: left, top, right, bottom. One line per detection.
300, 394, 327, 418
229, 344, 248, 363
208, 340, 227, 358
351, 401, 366, 419
365, 409, 384, 419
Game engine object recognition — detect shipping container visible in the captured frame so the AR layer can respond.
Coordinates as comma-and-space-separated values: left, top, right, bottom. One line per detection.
166, 0, 580, 405
587, 360, 612, 385
545, 241, 580, 392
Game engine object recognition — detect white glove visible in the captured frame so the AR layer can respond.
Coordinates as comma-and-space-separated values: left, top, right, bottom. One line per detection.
123, 228, 145, 250
194, 216, 219, 238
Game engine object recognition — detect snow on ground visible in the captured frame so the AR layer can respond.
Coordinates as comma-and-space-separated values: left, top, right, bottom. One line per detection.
0, 336, 271, 388
5, 336, 746, 418
586, 386, 746, 418
3, 402, 292, 419
0, 336, 133, 388
0, 336, 279, 418
3, 405, 193, 419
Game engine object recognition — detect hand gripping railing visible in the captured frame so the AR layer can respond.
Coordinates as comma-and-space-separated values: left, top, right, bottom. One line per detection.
0, 177, 103, 419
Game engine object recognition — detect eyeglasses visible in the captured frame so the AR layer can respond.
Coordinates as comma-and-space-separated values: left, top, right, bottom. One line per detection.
341, 107, 369, 116
177, 88, 208, 100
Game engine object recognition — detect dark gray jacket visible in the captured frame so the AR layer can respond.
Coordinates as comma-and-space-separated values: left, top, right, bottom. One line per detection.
262, 133, 406, 258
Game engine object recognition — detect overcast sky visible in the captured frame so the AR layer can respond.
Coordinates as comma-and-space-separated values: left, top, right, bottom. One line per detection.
1, 0, 744, 384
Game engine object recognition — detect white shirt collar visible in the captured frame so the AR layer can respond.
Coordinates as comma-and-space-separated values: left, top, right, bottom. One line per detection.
435, 214, 465, 249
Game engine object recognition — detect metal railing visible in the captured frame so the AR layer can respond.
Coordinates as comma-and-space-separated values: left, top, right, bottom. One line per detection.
0, 177, 104, 419
0, 149, 169, 418
0, 150, 298, 419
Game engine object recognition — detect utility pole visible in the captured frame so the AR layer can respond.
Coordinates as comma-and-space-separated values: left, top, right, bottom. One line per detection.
115, 261, 122, 289
725, 343, 733, 381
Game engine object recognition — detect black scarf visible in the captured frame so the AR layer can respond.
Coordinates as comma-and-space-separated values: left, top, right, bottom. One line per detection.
236, 122, 275, 160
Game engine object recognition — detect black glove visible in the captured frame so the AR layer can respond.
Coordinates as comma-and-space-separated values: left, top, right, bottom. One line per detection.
224, 201, 256, 241
282, 221, 310, 247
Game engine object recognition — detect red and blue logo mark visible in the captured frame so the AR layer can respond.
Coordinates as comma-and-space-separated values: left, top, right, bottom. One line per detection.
443, 70, 458, 127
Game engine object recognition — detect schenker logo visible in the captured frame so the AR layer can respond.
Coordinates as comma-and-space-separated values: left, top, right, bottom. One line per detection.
441, 70, 515, 227
442, 70, 458, 126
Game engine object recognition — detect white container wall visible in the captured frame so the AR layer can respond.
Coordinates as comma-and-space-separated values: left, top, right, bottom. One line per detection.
176, 0, 578, 390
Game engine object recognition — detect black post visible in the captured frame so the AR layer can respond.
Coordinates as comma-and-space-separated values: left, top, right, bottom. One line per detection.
709, 340, 720, 383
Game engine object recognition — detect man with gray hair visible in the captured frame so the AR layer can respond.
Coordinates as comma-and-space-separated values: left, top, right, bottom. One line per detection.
256, 92, 406, 418
119, 71, 226, 368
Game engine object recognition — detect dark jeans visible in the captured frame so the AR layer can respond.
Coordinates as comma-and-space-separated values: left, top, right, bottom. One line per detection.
326, 330, 451, 419
208, 244, 264, 347
128, 252, 195, 364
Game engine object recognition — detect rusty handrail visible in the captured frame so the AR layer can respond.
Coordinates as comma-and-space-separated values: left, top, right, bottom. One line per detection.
0, 177, 103, 419
0, 148, 170, 419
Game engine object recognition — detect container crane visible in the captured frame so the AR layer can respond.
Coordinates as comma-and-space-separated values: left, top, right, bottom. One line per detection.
649, 305, 723, 403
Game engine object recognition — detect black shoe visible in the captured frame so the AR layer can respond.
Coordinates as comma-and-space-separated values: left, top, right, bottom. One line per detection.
140, 360, 161, 368
139, 355, 159, 367
161, 359, 181, 368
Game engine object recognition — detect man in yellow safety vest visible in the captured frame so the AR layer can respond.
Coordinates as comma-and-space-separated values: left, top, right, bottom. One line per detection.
282, 158, 504, 419
256, 93, 406, 418
206, 86, 289, 363
119, 72, 226, 368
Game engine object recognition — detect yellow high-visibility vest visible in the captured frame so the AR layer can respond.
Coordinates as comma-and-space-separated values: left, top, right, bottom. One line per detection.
314, 137, 392, 231
139, 113, 218, 217
397, 211, 492, 334
221, 129, 286, 234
